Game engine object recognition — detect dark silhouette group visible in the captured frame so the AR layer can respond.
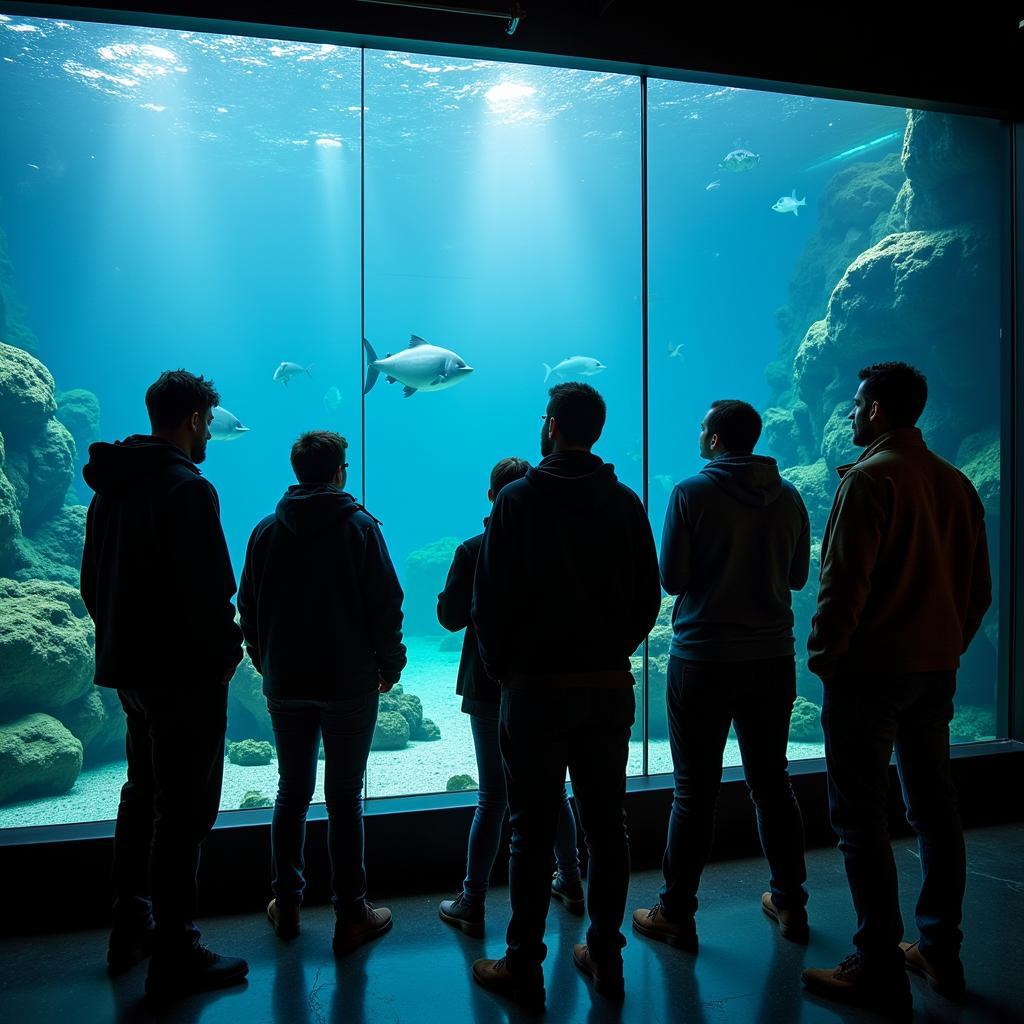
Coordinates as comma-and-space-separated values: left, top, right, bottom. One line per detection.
80, 360, 990, 1019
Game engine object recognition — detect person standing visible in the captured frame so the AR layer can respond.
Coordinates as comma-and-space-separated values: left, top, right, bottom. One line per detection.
471, 383, 661, 1008
633, 399, 811, 952
80, 370, 248, 1002
802, 362, 992, 1017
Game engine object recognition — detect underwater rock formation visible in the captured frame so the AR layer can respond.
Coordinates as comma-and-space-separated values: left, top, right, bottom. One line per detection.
4, 417, 77, 524
0, 713, 83, 804
227, 653, 274, 742
227, 738, 275, 766
0, 341, 56, 443
949, 705, 996, 745
372, 710, 411, 751
11, 504, 89, 586
417, 717, 441, 741
446, 774, 477, 792
239, 789, 273, 809
788, 696, 824, 742
404, 536, 460, 635
55, 389, 101, 455
54, 686, 125, 766
0, 230, 40, 355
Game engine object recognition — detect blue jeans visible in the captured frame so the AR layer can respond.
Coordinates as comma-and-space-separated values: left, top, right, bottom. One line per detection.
500, 685, 635, 968
823, 670, 965, 971
463, 712, 580, 902
659, 656, 808, 920
268, 693, 378, 920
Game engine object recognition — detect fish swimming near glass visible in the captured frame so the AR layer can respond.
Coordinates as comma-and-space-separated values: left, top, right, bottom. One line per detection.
542, 356, 606, 383
209, 405, 249, 442
772, 190, 807, 216
362, 336, 474, 398
273, 361, 314, 386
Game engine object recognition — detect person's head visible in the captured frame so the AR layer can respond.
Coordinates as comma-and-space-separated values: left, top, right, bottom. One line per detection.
145, 370, 220, 465
487, 456, 530, 503
541, 382, 607, 457
290, 430, 349, 487
851, 361, 928, 446
699, 400, 762, 459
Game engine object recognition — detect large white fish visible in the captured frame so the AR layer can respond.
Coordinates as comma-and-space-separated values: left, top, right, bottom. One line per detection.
542, 356, 606, 383
209, 405, 249, 442
363, 336, 474, 398
273, 361, 313, 386
772, 190, 807, 216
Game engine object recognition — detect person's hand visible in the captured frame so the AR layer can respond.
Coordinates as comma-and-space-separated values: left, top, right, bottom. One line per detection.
377, 674, 394, 694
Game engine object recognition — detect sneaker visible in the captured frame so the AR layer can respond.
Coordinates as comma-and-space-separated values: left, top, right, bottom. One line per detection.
439, 892, 485, 938
332, 903, 393, 956
761, 892, 809, 944
572, 943, 625, 1001
631, 904, 698, 953
107, 919, 155, 974
900, 940, 966, 1002
802, 953, 912, 1020
551, 873, 585, 916
267, 898, 301, 940
145, 943, 249, 1004
471, 956, 545, 1011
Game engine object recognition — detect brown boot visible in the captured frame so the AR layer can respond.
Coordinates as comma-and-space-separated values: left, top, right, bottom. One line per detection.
761, 892, 809, 944
900, 940, 966, 1002
572, 944, 625, 1001
631, 905, 698, 953
803, 953, 912, 1020
332, 903, 392, 955
471, 957, 545, 1011
267, 898, 300, 940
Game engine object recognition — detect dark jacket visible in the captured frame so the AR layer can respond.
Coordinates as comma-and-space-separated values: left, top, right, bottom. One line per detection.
437, 523, 496, 717
808, 428, 992, 679
80, 435, 243, 690
238, 483, 406, 699
661, 454, 810, 662
471, 451, 661, 685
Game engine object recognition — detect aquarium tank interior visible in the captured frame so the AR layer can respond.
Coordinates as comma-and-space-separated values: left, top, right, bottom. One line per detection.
0, 12, 1009, 829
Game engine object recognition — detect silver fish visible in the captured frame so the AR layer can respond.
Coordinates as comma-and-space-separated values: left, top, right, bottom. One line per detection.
273, 361, 313, 386
542, 356, 606, 383
363, 336, 473, 398
209, 405, 249, 442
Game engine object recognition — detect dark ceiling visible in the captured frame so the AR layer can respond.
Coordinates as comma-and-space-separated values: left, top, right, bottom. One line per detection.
7, 1, 1024, 116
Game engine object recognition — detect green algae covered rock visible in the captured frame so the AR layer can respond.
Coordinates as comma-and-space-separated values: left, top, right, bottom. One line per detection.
950, 704, 996, 745
371, 710, 410, 751
227, 738, 275, 766
11, 504, 89, 585
227, 652, 273, 742
414, 717, 441, 742
0, 577, 94, 714
55, 389, 101, 454
446, 774, 477, 792
3, 418, 76, 526
239, 789, 273, 810
0, 341, 57, 443
957, 430, 999, 515
789, 696, 823, 742
0, 713, 83, 804
53, 686, 125, 765
820, 403, 858, 472
781, 460, 834, 537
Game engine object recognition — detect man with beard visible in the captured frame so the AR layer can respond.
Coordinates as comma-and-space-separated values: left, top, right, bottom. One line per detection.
470, 382, 661, 1008
81, 370, 247, 1003
802, 362, 992, 1018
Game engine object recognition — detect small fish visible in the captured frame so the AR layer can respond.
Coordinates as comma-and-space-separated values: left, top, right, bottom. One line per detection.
667, 343, 684, 359
654, 473, 675, 495
719, 148, 760, 173
209, 405, 250, 442
27, 163, 40, 170
705, 180, 720, 191
772, 189, 807, 216
274, 361, 313, 386
542, 356, 606, 383
323, 386, 342, 410
363, 335, 473, 398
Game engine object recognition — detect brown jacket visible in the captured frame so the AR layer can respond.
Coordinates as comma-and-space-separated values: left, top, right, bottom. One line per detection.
807, 428, 991, 679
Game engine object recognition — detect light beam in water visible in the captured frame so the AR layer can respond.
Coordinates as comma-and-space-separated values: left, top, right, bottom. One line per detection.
803, 130, 902, 172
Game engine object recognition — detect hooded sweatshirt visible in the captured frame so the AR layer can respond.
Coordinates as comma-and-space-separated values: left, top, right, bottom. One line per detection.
237, 483, 406, 700
80, 435, 243, 689
660, 454, 810, 662
472, 451, 661, 684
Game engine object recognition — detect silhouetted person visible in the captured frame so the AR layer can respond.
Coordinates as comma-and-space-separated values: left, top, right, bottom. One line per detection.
237, 431, 405, 956
471, 383, 661, 1008
437, 457, 583, 937
80, 370, 247, 1002
802, 362, 992, 1017
633, 400, 811, 951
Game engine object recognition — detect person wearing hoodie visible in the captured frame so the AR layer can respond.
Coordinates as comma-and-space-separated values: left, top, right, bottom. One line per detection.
801, 363, 991, 1016
470, 383, 661, 1009
237, 430, 406, 957
79, 369, 247, 1002
633, 399, 811, 955
436, 456, 584, 938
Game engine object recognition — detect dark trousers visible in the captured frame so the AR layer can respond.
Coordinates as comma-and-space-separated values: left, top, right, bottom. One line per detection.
823, 670, 965, 971
464, 712, 580, 901
113, 686, 228, 953
660, 655, 807, 919
268, 693, 378, 919
500, 685, 634, 968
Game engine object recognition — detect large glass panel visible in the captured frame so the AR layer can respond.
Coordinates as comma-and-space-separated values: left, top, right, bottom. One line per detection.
647, 82, 1005, 773
362, 53, 642, 797
0, 15, 362, 826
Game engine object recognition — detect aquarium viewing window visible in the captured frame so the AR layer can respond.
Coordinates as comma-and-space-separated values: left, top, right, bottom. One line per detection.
0, 11, 1011, 832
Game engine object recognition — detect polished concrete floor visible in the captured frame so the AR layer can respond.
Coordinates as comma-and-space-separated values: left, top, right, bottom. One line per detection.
1, 824, 1021, 1023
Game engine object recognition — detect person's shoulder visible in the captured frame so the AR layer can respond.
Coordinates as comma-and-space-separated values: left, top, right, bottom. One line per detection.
249, 512, 278, 540
462, 531, 486, 555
